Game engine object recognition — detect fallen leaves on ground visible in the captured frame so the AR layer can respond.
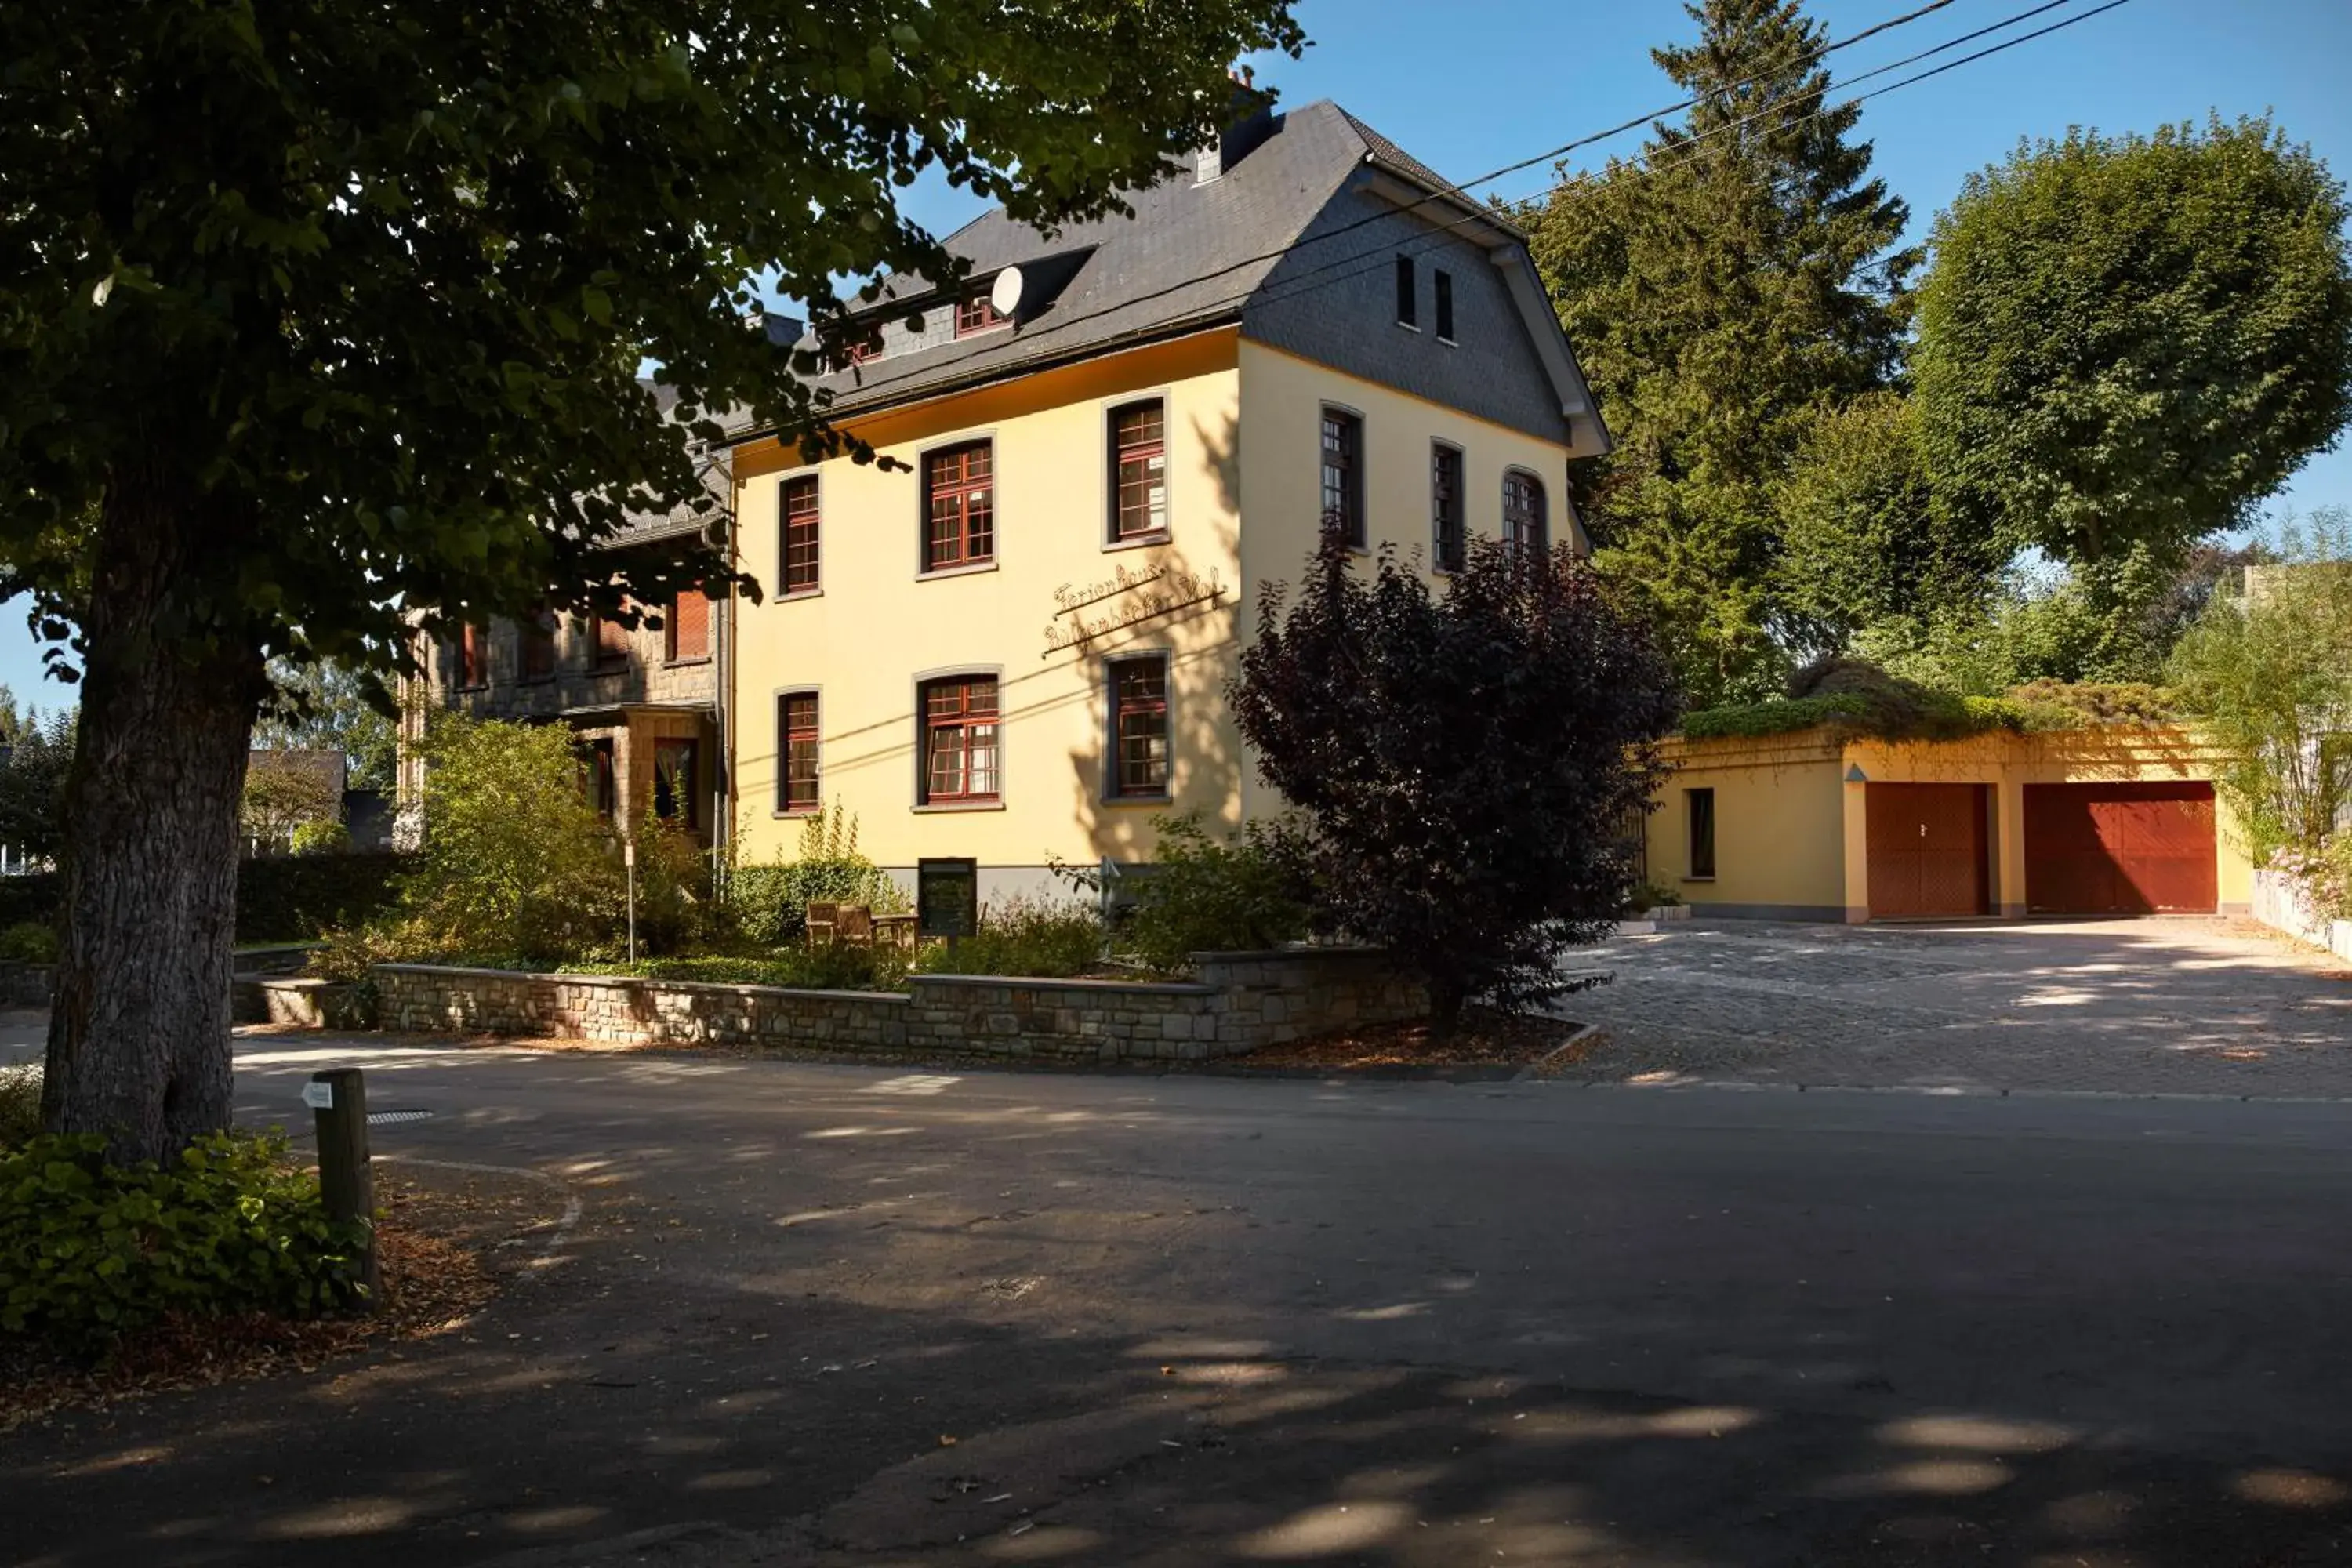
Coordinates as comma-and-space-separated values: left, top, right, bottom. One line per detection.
1232, 1007, 1590, 1071
0, 1173, 517, 1432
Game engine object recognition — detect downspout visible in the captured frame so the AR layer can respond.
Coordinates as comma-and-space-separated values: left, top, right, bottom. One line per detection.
713, 538, 731, 892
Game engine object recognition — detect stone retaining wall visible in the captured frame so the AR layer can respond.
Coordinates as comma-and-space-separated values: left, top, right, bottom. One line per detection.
372, 947, 1422, 1062
2251, 869, 2352, 964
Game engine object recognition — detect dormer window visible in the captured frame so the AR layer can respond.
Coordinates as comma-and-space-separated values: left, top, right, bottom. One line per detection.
956, 297, 1007, 338
846, 338, 880, 367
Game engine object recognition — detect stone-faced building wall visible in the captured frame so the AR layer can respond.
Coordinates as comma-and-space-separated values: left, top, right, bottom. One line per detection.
399, 524, 727, 840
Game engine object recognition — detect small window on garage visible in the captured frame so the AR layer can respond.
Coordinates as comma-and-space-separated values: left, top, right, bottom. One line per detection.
1686, 788, 1716, 880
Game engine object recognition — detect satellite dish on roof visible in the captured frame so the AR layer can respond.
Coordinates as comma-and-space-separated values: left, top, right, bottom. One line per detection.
989, 267, 1025, 319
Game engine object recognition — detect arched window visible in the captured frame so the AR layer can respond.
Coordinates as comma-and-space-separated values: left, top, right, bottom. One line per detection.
1503, 471, 1548, 555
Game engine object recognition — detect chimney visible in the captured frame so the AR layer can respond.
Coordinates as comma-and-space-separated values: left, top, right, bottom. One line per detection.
1196, 66, 1275, 185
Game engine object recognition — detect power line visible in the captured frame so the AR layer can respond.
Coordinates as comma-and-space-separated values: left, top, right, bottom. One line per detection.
821, 0, 2136, 398
820, 0, 1976, 362
1247, 0, 2137, 319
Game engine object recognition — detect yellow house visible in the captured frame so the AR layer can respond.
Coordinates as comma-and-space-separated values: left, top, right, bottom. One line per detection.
724, 101, 1608, 901
1647, 724, 2256, 924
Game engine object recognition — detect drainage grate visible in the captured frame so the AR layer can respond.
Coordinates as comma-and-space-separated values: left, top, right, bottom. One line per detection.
366, 1109, 435, 1126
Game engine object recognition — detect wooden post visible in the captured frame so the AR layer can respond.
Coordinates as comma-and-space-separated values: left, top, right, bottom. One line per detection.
309, 1068, 382, 1310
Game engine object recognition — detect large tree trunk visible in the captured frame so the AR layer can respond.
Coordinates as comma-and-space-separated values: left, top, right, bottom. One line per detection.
42, 466, 265, 1166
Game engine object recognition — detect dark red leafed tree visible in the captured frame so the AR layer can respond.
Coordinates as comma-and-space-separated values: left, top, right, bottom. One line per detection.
1232, 534, 1679, 1033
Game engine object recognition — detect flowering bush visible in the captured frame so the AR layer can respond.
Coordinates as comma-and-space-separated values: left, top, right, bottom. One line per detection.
2269, 844, 2350, 921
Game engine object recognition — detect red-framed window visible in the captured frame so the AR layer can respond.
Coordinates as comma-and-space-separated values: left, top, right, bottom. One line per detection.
1504, 472, 1548, 555
1109, 656, 1170, 798
1110, 401, 1168, 542
924, 441, 994, 572
956, 296, 1007, 338
1320, 408, 1364, 547
782, 475, 821, 593
846, 337, 880, 367
779, 691, 821, 814
653, 738, 700, 829
521, 611, 558, 682
920, 677, 1000, 804
1432, 445, 1465, 573
456, 623, 486, 690
667, 589, 710, 662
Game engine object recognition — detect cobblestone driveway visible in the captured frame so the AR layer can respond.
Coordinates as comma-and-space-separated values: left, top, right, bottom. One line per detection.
1567, 916, 2352, 1097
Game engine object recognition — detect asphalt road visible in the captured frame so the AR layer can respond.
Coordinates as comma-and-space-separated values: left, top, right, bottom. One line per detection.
7, 1035, 2352, 1566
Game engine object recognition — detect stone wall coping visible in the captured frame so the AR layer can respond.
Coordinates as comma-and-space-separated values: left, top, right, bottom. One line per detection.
909, 972, 1217, 997
253, 975, 344, 993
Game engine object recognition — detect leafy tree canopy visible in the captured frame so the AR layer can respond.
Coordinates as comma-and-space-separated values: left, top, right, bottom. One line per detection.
1914, 116, 2352, 573
1, 0, 1305, 667
2167, 509, 2352, 858
253, 660, 401, 793
1526, 0, 1916, 704
1772, 390, 2005, 655
1232, 535, 1679, 1032
1, 0, 1305, 1163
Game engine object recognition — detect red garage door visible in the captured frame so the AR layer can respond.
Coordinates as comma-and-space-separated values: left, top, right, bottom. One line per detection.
1867, 784, 1991, 919
2024, 783, 2216, 915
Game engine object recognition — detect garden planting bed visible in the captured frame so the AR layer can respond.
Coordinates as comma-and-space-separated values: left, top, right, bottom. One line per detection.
0, 1163, 542, 1431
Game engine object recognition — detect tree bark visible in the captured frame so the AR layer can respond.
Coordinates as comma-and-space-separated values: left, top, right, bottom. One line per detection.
42, 463, 265, 1166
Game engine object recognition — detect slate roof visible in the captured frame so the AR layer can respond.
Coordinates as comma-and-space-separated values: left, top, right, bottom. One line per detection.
744, 101, 1408, 430
607, 379, 735, 547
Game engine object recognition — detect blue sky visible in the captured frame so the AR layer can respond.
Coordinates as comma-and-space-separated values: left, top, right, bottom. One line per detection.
5, 0, 2345, 710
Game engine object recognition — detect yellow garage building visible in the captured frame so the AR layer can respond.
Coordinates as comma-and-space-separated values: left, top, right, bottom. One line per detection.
1647, 724, 2254, 924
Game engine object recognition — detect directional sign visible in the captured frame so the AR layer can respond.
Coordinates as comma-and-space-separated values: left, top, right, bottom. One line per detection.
301, 1080, 336, 1111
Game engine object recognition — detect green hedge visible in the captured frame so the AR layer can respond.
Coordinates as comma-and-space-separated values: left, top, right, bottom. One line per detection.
236, 853, 416, 942
0, 852, 413, 944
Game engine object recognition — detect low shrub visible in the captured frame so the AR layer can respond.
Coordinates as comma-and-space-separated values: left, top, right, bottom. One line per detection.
916, 898, 1103, 979
236, 851, 412, 942
0, 1065, 39, 1149
1626, 882, 1682, 913
0, 1131, 368, 1353
2002, 679, 2178, 728
728, 803, 906, 946
289, 820, 354, 857
629, 813, 719, 957
0, 920, 57, 964
1109, 814, 1315, 974
565, 942, 913, 993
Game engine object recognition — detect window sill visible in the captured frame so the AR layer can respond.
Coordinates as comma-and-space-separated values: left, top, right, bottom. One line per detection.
916, 561, 1000, 583
1682, 875, 1717, 884
517, 675, 557, 687
1102, 792, 1173, 808
776, 586, 823, 603
773, 808, 822, 820
1103, 532, 1171, 554
592, 663, 631, 677
1437, 336, 1457, 348
665, 655, 713, 669
1396, 321, 1421, 333
914, 800, 1006, 814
